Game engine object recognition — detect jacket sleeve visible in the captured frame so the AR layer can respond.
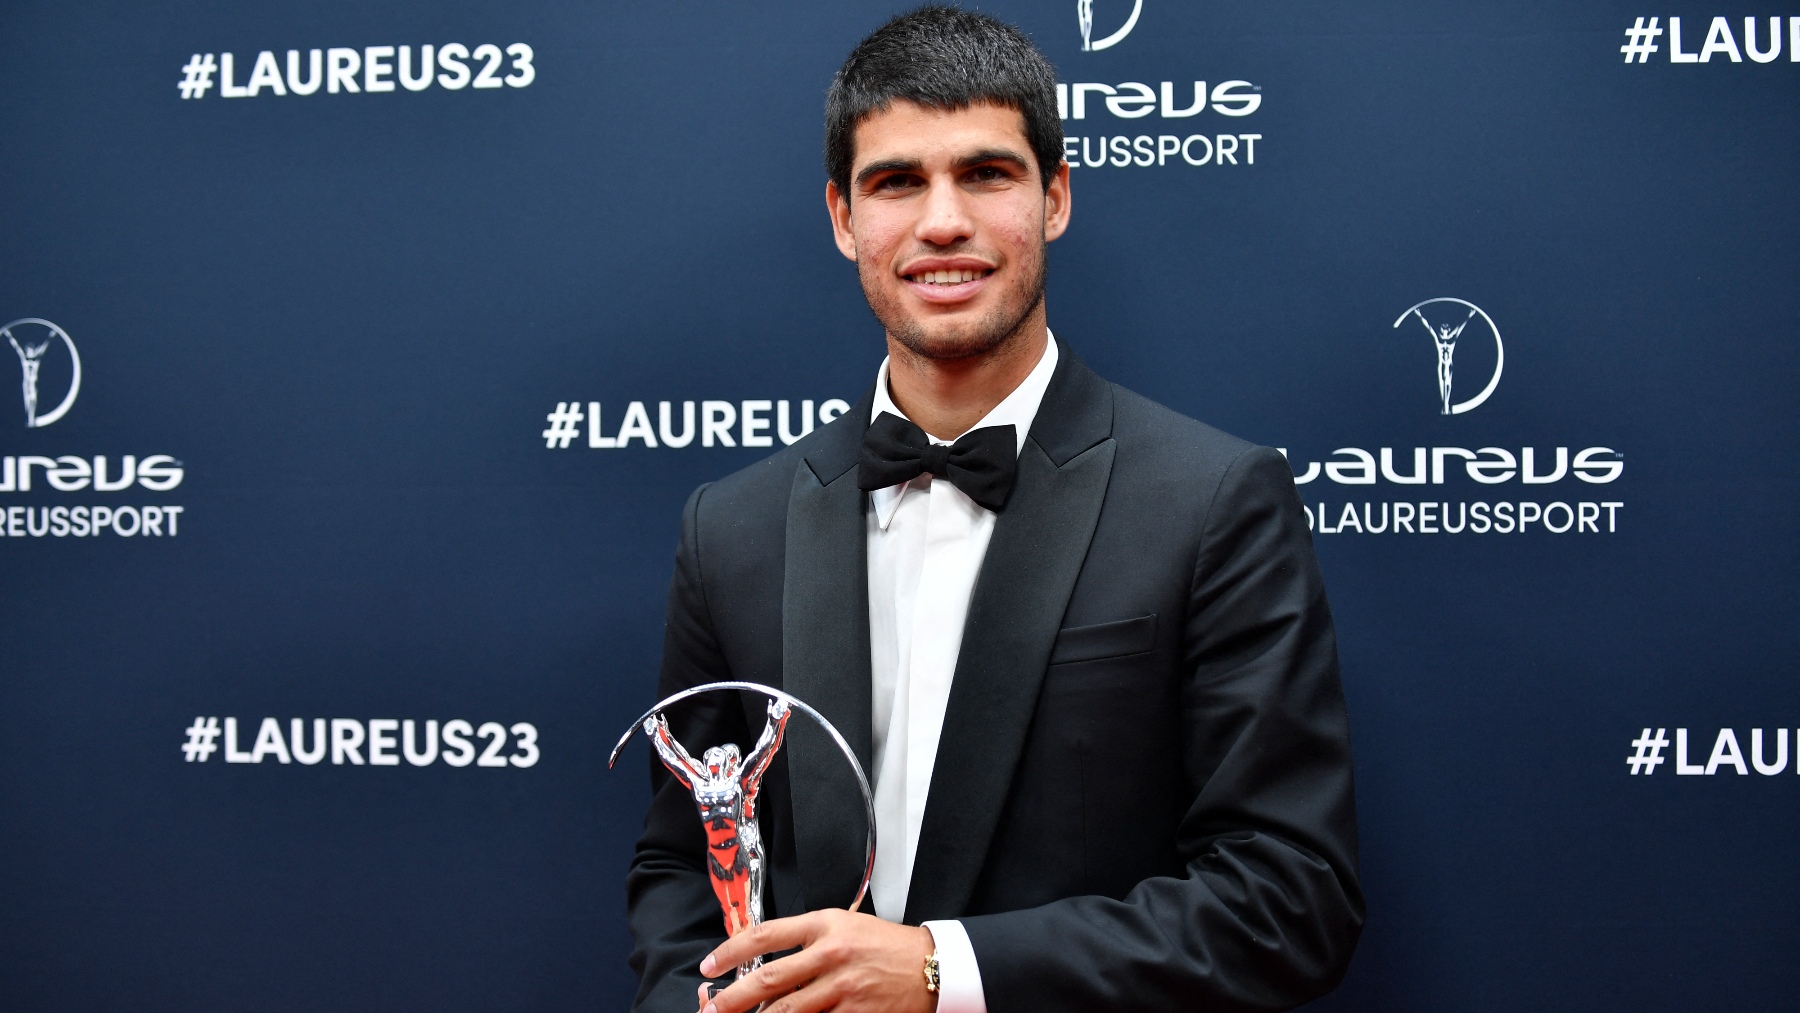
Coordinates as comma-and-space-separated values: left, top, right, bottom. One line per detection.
626, 483, 749, 1013
959, 446, 1364, 1012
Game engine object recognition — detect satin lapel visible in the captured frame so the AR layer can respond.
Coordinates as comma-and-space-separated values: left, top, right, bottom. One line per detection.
782, 389, 875, 914
903, 347, 1117, 923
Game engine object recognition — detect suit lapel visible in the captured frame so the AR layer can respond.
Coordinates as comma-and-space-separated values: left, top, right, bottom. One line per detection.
903, 346, 1117, 923
782, 386, 877, 914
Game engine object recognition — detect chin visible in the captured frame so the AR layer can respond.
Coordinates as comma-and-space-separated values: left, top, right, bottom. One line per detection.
888, 314, 1018, 362
869, 284, 1045, 365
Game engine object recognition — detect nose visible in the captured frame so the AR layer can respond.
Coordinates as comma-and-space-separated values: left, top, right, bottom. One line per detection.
914, 174, 976, 248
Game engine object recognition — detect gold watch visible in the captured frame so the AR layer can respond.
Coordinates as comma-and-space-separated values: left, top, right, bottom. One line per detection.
923, 951, 941, 994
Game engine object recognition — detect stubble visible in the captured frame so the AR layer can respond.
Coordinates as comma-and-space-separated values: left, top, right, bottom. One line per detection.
858, 240, 1047, 364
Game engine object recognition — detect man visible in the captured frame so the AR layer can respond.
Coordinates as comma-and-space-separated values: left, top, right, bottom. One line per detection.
626, 8, 1362, 1013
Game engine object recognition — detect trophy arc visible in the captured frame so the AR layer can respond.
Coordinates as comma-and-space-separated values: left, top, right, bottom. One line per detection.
608, 680, 877, 916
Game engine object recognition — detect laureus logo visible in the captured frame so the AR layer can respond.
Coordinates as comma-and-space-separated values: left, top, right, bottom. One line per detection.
1392, 298, 1504, 415
3, 318, 82, 428
1077, 0, 1142, 52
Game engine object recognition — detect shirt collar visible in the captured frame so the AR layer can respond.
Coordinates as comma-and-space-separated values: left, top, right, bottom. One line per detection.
868, 331, 1060, 530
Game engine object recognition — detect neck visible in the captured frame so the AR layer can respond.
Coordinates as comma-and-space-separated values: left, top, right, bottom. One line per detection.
884, 305, 1049, 441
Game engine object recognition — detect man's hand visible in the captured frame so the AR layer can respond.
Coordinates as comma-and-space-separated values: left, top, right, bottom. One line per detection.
697, 909, 937, 1013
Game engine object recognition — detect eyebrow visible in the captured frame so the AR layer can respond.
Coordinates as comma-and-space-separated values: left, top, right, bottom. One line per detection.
853, 147, 1033, 189
855, 158, 922, 188
956, 148, 1031, 172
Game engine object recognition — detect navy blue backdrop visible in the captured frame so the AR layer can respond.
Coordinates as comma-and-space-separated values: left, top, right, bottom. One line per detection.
2, 1, 1795, 1009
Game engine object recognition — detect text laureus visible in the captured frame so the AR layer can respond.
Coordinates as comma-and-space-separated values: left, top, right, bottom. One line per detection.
185, 717, 540, 768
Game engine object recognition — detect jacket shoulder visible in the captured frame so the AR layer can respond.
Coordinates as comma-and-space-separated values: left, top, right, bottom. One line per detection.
682, 409, 860, 537
693, 441, 805, 517
1107, 382, 1271, 476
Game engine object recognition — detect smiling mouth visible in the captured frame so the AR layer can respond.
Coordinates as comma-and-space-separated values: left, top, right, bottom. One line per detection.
904, 268, 994, 285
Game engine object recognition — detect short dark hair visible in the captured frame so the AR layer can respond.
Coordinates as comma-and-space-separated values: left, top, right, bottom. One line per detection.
824, 6, 1063, 200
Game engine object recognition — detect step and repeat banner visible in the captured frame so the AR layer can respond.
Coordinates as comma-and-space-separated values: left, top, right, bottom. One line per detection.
2, 1, 1795, 1009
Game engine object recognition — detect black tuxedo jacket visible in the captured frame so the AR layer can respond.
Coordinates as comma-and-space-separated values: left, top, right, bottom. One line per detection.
626, 342, 1362, 1012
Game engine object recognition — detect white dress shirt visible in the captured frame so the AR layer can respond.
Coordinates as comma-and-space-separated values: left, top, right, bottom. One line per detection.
865, 335, 1060, 1013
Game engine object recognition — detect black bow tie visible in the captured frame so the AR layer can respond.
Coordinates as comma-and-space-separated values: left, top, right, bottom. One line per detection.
857, 413, 1017, 512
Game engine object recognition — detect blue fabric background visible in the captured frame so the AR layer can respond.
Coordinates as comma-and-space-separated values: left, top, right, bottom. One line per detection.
1, 1, 1794, 1008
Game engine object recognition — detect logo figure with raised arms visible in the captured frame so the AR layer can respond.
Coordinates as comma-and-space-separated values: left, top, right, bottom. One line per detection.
1422, 311, 1472, 415
1078, 0, 1142, 51
9, 334, 49, 422
1392, 298, 1505, 415
644, 697, 790, 939
2, 318, 82, 428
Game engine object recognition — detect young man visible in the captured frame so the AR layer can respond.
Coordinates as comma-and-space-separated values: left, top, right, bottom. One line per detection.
626, 8, 1362, 1013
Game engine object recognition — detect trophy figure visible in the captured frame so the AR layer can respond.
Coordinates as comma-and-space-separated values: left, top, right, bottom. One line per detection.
7, 333, 50, 427
1412, 306, 1477, 415
644, 698, 789, 942
611, 682, 875, 983
1078, 0, 1094, 50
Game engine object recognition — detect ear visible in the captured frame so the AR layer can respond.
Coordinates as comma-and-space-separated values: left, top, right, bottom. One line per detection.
826, 181, 858, 261
1042, 160, 1072, 243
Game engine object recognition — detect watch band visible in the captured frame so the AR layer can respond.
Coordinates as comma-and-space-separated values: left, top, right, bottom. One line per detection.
923, 950, 941, 994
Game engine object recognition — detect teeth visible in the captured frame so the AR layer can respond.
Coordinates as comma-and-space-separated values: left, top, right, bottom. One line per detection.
913, 269, 982, 284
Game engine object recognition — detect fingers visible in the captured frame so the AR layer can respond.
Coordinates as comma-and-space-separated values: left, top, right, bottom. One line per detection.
700, 911, 928, 1013
702, 912, 853, 1013
704, 948, 833, 1013
700, 912, 822, 978
747, 976, 843, 1013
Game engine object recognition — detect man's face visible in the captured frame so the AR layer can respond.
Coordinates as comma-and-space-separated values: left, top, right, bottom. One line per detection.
827, 100, 1070, 362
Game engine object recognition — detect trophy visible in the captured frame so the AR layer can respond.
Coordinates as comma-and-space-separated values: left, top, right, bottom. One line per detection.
610, 681, 876, 980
